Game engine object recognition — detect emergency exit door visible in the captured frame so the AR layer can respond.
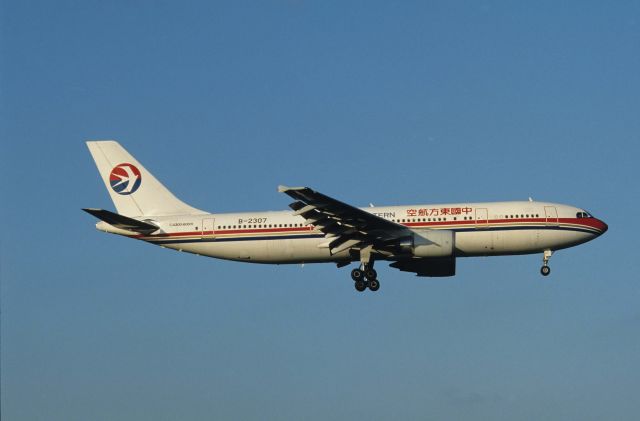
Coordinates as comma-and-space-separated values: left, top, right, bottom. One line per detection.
475, 208, 489, 228
202, 218, 215, 237
544, 206, 558, 226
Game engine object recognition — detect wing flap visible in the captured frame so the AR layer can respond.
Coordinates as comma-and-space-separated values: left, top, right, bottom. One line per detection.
330, 238, 363, 255
279, 185, 408, 255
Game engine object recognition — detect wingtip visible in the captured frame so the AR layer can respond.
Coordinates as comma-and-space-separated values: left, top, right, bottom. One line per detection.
278, 185, 306, 193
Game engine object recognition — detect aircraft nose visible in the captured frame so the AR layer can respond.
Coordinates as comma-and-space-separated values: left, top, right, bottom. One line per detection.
596, 218, 608, 235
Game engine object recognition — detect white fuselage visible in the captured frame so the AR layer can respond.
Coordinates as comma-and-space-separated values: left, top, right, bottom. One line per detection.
98, 201, 607, 264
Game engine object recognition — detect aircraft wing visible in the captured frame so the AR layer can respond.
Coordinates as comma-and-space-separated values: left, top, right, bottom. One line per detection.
278, 185, 409, 255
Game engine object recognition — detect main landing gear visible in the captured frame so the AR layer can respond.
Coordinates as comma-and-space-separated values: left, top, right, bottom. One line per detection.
540, 249, 553, 276
351, 266, 380, 292
351, 245, 381, 292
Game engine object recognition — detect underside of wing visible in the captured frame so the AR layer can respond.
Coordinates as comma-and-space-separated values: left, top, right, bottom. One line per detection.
389, 257, 456, 277
278, 185, 409, 255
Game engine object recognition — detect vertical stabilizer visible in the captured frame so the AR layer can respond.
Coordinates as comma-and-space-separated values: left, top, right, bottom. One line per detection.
86, 140, 205, 216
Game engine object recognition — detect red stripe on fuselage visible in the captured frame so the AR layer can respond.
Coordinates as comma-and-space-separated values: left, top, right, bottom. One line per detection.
135, 217, 605, 239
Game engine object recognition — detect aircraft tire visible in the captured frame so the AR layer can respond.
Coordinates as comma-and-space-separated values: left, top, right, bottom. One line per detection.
351, 268, 364, 282
365, 268, 377, 281
368, 279, 380, 291
540, 266, 551, 276
354, 280, 367, 292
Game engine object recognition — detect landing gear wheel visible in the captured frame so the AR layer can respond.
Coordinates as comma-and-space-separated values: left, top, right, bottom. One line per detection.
540, 250, 553, 277
351, 268, 364, 282
368, 279, 380, 291
354, 280, 367, 292
364, 268, 377, 281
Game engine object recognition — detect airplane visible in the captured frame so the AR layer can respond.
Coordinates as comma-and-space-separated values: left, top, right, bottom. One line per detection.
84, 140, 608, 292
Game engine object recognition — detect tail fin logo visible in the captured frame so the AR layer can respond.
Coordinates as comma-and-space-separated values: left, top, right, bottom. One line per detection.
109, 163, 142, 195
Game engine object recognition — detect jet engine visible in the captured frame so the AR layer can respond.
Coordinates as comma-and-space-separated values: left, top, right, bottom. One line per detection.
398, 229, 455, 258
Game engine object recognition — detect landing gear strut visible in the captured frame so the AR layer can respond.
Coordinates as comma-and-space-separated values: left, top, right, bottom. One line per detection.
540, 249, 553, 276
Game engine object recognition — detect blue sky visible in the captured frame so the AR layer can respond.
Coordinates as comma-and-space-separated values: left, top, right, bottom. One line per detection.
1, 1, 639, 419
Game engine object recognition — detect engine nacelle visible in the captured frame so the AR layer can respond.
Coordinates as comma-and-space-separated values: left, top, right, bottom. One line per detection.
399, 229, 455, 258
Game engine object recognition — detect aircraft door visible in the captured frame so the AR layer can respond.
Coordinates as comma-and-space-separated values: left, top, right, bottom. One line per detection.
544, 207, 558, 226
475, 208, 489, 228
202, 218, 215, 237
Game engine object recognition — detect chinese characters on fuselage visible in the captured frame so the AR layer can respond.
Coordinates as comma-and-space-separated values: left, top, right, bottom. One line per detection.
406, 207, 473, 217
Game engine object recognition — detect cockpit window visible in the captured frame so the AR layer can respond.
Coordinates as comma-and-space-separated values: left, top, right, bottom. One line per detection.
576, 211, 593, 219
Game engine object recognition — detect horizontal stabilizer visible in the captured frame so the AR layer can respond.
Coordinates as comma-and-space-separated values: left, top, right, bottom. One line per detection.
83, 208, 159, 234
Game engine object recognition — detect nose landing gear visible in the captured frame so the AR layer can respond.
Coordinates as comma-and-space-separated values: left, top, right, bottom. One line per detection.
540, 249, 553, 276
